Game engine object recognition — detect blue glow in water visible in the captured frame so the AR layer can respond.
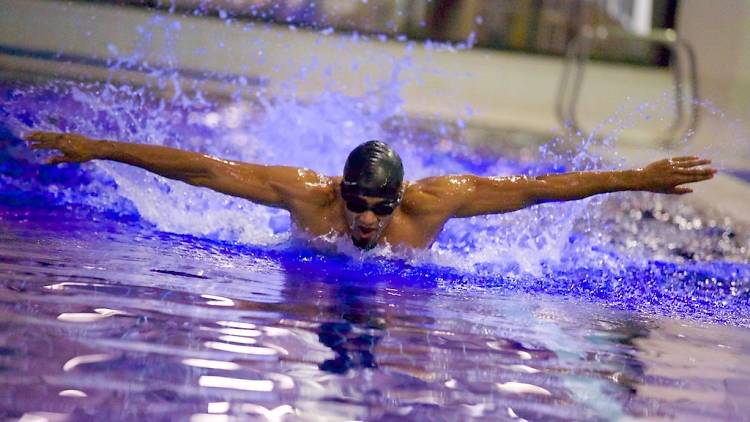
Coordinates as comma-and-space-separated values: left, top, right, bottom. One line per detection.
0, 5, 748, 329
1, 75, 748, 327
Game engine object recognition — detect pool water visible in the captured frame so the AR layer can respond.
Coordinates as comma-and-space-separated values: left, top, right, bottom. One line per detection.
1, 73, 749, 420
1, 203, 749, 421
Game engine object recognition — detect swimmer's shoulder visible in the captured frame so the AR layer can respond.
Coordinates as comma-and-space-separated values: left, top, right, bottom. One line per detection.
406, 175, 476, 198
274, 168, 339, 206
401, 175, 475, 215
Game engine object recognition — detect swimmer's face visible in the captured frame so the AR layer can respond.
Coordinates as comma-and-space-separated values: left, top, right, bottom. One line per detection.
343, 195, 399, 249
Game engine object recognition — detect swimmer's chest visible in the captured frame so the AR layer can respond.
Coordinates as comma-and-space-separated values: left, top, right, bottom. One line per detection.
290, 204, 347, 237
382, 212, 443, 249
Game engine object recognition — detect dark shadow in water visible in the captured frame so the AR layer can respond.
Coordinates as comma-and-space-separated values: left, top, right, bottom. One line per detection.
274, 252, 397, 375
223, 249, 429, 375
317, 282, 385, 374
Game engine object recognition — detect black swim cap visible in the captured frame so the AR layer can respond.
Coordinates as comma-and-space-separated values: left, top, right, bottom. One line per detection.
341, 140, 403, 201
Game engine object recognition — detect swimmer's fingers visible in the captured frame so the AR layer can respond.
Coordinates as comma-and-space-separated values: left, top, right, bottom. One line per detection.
25, 131, 56, 142
25, 131, 66, 149
644, 157, 714, 194
669, 186, 693, 195
674, 158, 711, 168
24, 132, 94, 165
669, 156, 700, 162
665, 178, 701, 194
45, 155, 73, 165
679, 172, 715, 182
25, 131, 66, 143
29, 141, 60, 151
674, 167, 717, 176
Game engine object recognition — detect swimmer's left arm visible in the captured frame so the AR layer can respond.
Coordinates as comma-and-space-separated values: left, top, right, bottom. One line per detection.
438, 157, 716, 217
23, 131, 332, 210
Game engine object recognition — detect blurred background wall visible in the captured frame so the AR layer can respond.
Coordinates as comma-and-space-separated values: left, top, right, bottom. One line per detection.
0, 0, 748, 161
679, 0, 750, 131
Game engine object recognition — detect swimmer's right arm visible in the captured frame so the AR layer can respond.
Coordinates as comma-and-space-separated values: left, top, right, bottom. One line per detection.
24, 131, 328, 209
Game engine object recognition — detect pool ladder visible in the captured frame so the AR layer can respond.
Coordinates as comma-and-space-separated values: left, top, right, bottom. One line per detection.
556, 26, 699, 148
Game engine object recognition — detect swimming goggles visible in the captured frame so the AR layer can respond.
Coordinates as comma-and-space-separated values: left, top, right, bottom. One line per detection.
344, 197, 398, 215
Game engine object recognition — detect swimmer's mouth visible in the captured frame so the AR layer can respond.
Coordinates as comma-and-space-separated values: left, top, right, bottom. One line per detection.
359, 227, 375, 235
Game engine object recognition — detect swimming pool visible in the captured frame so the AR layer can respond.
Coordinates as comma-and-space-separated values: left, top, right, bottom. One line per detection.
2, 0, 750, 415
2, 72, 750, 420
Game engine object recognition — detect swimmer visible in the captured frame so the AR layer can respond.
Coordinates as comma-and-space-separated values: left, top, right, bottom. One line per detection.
24, 132, 717, 250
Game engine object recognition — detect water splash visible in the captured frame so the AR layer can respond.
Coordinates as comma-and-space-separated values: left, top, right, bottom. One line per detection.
2, 75, 747, 271
0, 5, 748, 313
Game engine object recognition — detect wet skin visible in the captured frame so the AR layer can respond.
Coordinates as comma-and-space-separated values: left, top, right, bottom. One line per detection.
24, 132, 718, 249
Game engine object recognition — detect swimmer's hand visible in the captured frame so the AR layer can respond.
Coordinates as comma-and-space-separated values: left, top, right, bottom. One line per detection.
639, 156, 716, 194
25, 131, 99, 164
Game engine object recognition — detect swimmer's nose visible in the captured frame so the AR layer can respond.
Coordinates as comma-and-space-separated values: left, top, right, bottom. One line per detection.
358, 211, 378, 225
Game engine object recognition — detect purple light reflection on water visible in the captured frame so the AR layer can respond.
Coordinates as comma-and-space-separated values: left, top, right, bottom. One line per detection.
1, 204, 749, 420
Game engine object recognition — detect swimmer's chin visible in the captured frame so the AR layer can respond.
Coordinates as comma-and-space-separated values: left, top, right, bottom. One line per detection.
305, 232, 385, 255
351, 235, 377, 250
290, 227, 420, 256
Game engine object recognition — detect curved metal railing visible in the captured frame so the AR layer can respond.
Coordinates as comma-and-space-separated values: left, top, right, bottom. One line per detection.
556, 26, 699, 147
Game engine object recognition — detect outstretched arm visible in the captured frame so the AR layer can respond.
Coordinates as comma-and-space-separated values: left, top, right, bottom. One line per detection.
412, 157, 716, 218
25, 131, 330, 209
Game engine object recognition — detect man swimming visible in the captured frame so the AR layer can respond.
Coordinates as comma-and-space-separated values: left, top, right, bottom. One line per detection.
24, 132, 716, 250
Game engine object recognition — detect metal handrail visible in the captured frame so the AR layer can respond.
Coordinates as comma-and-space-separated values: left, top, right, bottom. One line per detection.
556, 26, 699, 147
